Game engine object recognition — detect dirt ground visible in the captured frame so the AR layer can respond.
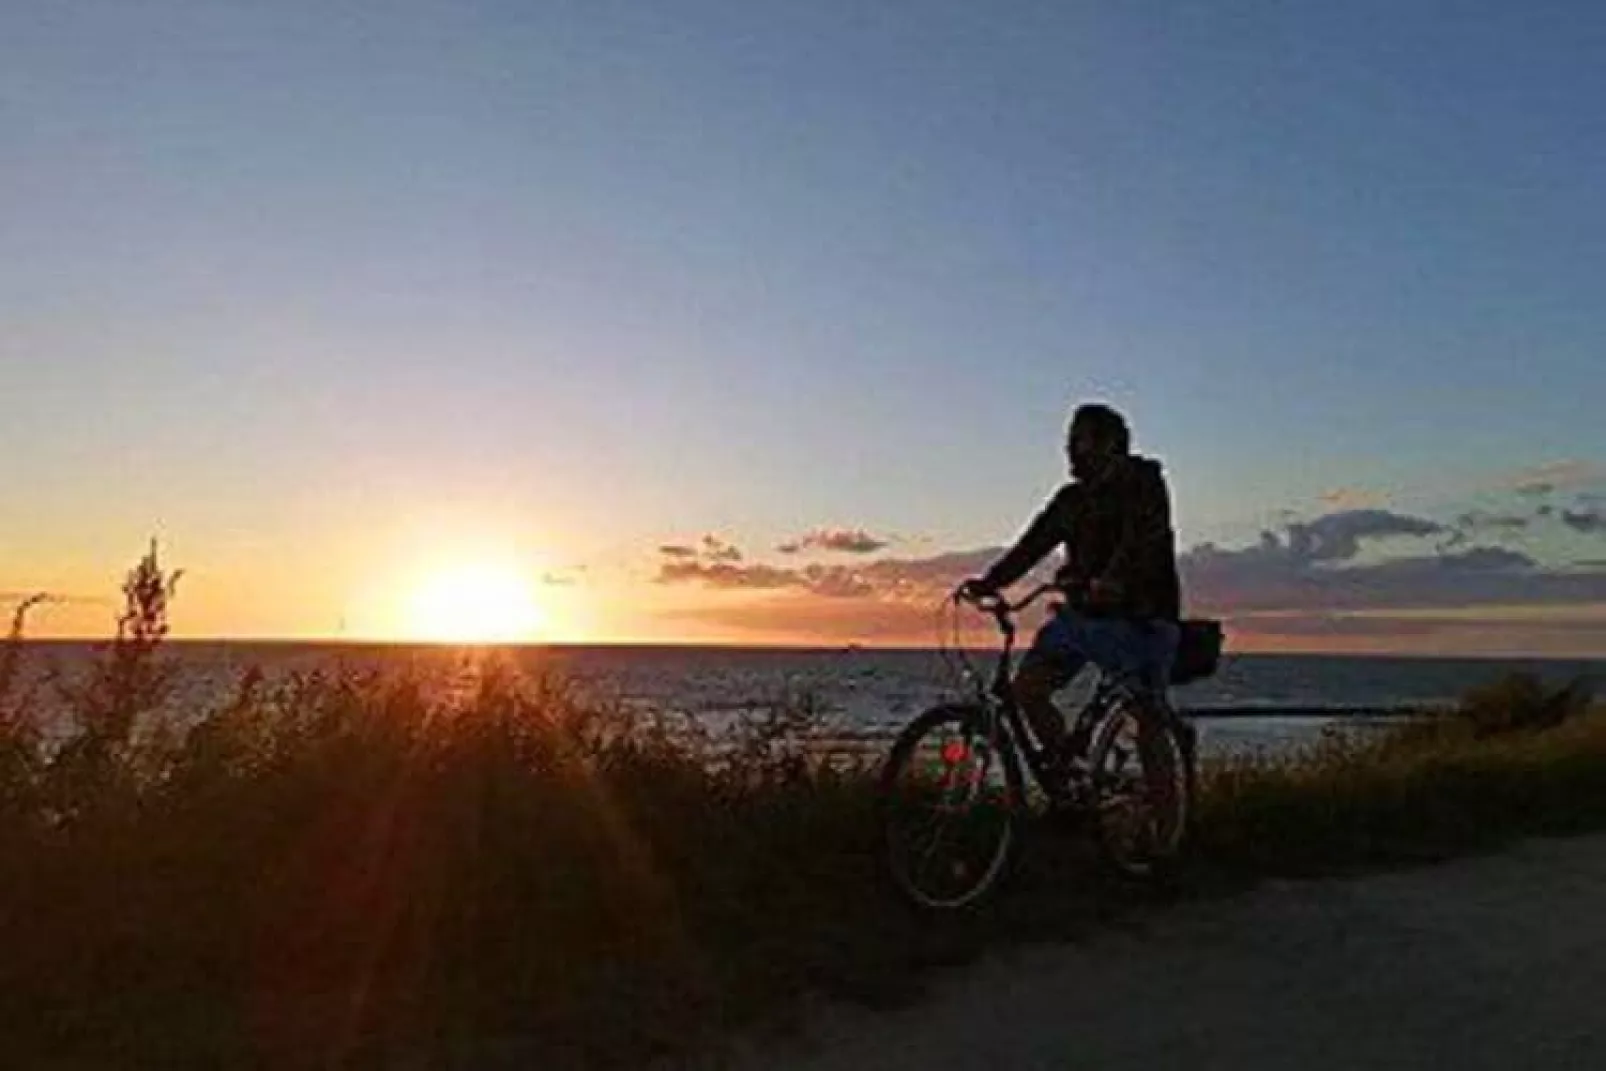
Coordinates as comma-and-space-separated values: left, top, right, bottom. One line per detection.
733, 835, 1606, 1070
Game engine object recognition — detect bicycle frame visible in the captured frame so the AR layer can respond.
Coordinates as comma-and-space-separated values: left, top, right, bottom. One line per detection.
958, 585, 1135, 798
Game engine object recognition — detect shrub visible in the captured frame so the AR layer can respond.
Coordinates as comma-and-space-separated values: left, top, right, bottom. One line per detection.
1455, 671, 1594, 736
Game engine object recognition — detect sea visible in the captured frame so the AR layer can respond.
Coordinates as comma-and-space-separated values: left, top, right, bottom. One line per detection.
8, 642, 1603, 762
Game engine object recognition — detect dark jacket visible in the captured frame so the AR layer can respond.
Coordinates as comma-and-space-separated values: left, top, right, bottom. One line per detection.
980, 455, 1181, 620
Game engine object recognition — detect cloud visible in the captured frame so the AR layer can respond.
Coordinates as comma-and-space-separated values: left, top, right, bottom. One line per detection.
656, 536, 775, 589
799, 564, 875, 598
859, 547, 1007, 595
1183, 534, 1606, 615
654, 541, 1009, 602
654, 547, 1002, 601
1443, 508, 1537, 547
1454, 510, 1531, 534
1194, 509, 1444, 571
657, 559, 799, 591
1320, 487, 1382, 510
652, 501, 1606, 650
700, 535, 743, 563
660, 507, 1549, 614
1174, 502, 1606, 616
667, 510, 1451, 610
1562, 508, 1606, 535
655, 534, 745, 570
1289, 509, 1445, 562
1441, 499, 1606, 544
1509, 460, 1604, 496
777, 527, 891, 555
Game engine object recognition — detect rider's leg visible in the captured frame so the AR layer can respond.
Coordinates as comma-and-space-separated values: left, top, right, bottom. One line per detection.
1043, 615, 1154, 754
1013, 614, 1087, 756
1013, 648, 1079, 753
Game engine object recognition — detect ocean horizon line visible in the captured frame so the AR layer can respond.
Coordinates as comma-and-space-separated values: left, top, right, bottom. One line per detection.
10, 636, 1605, 665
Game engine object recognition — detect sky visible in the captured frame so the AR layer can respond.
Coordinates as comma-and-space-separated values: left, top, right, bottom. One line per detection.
3, 1, 1605, 654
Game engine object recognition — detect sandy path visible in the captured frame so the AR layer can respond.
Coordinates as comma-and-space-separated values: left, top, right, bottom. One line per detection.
735, 836, 1606, 1070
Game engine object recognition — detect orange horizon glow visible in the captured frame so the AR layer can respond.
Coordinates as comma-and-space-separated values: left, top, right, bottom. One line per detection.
4, 561, 1604, 659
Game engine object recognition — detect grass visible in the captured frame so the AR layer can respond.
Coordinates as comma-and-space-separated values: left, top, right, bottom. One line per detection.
0, 545, 1602, 1068
1196, 676, 1606, 876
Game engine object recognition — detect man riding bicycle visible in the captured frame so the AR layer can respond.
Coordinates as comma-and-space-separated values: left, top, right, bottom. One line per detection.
957, 402, 1182, 779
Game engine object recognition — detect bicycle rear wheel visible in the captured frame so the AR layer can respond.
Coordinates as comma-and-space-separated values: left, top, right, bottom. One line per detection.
1088, 695, 1192, 878
878, 703, 1024, 909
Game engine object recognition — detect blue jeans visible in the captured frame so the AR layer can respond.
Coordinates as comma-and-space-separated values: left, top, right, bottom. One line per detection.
1029, 610, 1180, 694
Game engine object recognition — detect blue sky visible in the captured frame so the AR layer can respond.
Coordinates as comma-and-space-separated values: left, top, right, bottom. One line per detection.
3, 2, 1604, 648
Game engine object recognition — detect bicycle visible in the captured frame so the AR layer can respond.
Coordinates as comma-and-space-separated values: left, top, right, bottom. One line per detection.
877, 584, 1221, 910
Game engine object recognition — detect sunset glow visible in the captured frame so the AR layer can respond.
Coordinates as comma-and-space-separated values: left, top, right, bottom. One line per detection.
404, 563, 548, 644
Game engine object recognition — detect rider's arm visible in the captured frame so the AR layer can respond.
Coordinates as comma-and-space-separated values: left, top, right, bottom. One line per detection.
978, 486, 1075, 591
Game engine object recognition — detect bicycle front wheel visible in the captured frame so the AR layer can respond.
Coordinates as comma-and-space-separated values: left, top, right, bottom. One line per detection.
877, 703, 1024, 909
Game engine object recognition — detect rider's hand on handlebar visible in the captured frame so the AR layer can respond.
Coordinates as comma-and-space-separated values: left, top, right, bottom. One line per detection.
953, 578, 998, 606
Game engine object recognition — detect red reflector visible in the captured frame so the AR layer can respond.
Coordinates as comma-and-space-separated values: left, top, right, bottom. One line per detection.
941, 739, 969, 765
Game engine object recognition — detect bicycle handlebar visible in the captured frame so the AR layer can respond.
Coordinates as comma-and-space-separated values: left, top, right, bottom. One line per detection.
953, 582, 1062, 635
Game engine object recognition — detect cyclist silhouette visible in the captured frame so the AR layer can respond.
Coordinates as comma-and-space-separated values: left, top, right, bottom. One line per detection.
958, 403, 1182, 774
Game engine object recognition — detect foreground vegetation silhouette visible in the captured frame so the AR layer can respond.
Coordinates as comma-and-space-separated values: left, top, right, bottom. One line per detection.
0, 545, 1601, 1068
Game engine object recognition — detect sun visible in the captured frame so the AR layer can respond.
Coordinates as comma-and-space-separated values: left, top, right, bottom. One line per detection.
405, 562, 547, 644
